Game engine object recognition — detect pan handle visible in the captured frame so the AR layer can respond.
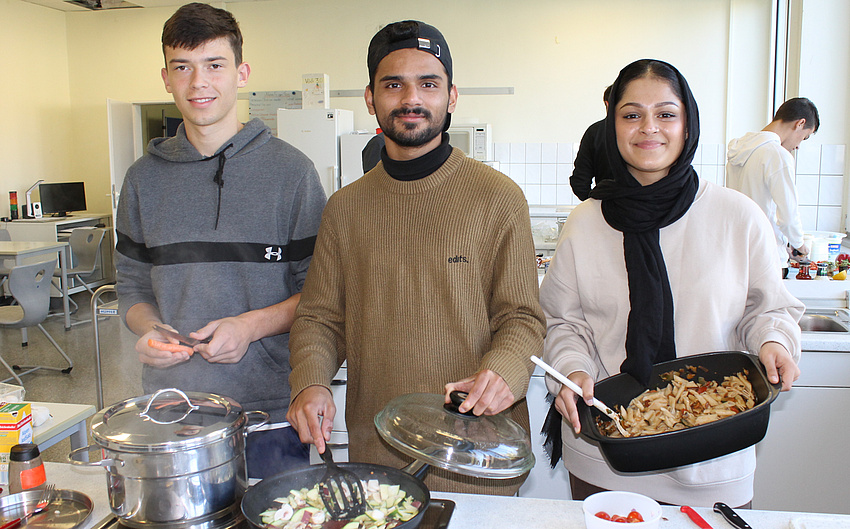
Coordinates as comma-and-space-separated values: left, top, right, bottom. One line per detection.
67, 444, 123, 468
401, 459, 431, 481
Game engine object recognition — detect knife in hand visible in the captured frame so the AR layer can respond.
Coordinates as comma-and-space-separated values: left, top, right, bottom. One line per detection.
153, 325, 211, 347
681, 505, 714, 529
714, 502, 753, 529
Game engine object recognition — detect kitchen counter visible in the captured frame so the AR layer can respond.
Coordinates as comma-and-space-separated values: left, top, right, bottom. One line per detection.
783, 274, 849, 308
39, 462, 850, 529
800, 330, 850, 352
783, 275, 850, 351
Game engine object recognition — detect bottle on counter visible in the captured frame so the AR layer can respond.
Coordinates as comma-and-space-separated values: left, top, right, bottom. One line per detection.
8, 443, 46, 494
796, 263, 813, 280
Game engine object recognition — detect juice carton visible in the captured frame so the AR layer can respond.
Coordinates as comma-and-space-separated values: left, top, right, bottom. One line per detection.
0, 402, 33, 484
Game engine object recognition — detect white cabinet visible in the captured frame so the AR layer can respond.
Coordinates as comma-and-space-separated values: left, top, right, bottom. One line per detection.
518, 371, 572, 500
4, 215, 114, 296
308, 365, 349, 464
753, 350, 850, 514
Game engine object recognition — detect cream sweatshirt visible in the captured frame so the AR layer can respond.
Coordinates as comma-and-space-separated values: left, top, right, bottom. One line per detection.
540, 180, 803, 507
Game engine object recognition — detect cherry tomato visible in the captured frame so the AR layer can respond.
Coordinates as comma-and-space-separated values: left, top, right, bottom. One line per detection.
595, 511, 612, 520
611, 514, 628, 523
627, 509, 645, 522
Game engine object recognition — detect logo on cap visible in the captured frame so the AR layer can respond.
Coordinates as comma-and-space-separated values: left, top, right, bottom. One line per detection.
418, 37, 440, 57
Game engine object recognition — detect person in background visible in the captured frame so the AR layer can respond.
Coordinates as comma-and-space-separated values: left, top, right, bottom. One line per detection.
361, 131, 385, 173
726, 97, 819, 278
114, 2, 326, 479
569, 85, 614, 201
540, 59, 803, 508
287, 20, 545, 495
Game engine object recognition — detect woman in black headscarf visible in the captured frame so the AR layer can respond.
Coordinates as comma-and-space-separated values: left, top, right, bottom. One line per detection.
539, 59, 803, 507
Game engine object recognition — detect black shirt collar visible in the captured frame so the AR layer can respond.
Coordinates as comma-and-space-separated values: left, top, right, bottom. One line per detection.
381, 133, 453, 181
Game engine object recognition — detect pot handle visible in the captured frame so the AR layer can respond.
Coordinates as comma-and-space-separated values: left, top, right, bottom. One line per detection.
67, 444, 123, 468
244, 410, 271, 434
139, 388, 199, 424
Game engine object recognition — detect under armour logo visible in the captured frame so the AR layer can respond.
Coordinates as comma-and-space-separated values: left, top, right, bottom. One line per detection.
265, 246, 282, 261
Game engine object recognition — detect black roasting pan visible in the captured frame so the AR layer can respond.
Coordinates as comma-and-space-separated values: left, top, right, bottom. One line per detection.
577, 351, 782, 473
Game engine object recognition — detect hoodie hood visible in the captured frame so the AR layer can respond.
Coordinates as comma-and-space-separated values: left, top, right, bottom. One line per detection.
726, 131, 780, 167
148, 117, 271, 162
146, 118, 272, 229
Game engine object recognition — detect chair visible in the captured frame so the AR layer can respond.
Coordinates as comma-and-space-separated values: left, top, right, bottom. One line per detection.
0, 259, 74, 386
51, 227, 108, 321
0, 229, 12, 291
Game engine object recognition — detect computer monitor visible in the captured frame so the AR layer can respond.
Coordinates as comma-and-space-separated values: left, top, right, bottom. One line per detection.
39, 182, 87, 217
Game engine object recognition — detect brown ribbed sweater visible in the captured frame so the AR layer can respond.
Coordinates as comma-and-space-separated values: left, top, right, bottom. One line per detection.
289, 148, 546, 495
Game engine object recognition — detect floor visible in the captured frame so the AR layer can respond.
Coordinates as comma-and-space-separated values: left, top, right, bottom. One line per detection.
0, 289, 143, 464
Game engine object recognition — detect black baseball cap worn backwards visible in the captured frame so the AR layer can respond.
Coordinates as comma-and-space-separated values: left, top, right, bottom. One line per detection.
367, 20, 453, 87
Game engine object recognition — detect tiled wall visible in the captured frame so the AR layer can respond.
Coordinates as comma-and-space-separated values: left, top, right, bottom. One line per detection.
495, 141, 847, 232
794, 143, 846, 233
494, 142, 727, 207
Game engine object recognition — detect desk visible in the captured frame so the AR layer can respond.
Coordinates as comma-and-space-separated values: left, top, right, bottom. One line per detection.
3, 216, 114, 298
31, 401, 96, 452
0, 241, 71, 331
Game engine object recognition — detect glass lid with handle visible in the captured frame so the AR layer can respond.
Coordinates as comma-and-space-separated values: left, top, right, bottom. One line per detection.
373, 391, 535, 479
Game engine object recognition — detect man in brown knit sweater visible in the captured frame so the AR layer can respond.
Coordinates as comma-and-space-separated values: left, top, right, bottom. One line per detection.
287, 20, 545, 495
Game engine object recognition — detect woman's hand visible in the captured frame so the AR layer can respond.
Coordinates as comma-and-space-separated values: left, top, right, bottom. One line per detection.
758, 341, 800, 391
553, 371, 595, 434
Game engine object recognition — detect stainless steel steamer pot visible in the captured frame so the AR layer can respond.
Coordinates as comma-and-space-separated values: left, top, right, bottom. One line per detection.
68, 389, 268, 529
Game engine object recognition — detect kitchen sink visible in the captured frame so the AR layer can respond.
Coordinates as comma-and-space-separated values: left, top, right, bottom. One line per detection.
799, 309, 850, 333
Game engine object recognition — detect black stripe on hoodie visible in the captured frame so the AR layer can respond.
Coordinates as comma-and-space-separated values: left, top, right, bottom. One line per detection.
116, 231, 316, 265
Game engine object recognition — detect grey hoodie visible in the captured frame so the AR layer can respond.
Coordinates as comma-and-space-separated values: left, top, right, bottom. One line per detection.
115, 118, 326, 421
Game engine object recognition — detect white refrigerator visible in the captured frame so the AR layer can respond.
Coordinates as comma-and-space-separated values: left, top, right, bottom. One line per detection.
276, 108, 354, 197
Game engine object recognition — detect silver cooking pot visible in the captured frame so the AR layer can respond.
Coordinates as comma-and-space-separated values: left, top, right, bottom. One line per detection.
68, 389, 268, 529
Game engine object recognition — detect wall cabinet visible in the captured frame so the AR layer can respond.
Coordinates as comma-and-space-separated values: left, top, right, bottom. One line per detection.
4, 215, 115, 296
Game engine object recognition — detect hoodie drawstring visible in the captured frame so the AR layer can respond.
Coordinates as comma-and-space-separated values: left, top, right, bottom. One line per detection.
203, 143, 233, 230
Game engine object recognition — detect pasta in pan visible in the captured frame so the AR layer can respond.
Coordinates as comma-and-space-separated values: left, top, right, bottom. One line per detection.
597, 366, 756, 438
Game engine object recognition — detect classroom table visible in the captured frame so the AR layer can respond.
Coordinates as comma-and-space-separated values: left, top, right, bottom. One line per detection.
31, 401, 96, 453
0, 241, 71, 331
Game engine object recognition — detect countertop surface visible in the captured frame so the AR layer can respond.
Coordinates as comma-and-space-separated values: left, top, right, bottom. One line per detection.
33, 462, 850, 529
783, 275, 850, 351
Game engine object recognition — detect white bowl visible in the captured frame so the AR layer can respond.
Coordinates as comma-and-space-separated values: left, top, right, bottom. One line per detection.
583, 491, 662, 528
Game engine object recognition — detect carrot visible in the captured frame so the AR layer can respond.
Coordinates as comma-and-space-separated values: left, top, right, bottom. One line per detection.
148, 338, 194, 356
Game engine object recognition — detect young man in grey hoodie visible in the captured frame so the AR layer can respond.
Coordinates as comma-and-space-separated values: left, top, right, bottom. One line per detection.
726, 97, 819, 277
115, 2, 326, 478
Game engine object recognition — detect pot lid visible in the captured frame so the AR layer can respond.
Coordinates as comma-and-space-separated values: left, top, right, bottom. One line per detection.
374, 392, 535, 479
90, 388, 246, 452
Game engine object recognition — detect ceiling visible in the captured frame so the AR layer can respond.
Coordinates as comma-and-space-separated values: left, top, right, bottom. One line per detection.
22, 0, 261, 12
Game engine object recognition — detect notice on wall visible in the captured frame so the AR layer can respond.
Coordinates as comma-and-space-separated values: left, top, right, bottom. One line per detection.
302, 73, 330, 110
248, 91, 302, 135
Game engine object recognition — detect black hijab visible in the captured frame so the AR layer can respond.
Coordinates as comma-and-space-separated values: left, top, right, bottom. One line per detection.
590, 59, 701, 386
542, 59, 701, 468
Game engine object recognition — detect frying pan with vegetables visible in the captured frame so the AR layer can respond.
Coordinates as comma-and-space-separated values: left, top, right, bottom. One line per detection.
241, 461, 430, 529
